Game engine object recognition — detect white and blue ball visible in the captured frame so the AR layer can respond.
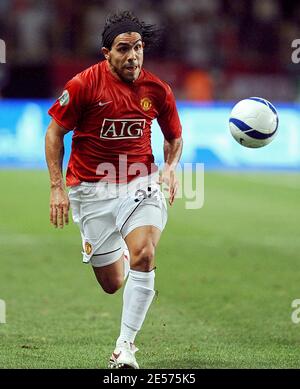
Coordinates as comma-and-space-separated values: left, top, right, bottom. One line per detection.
229, 97, 279, 148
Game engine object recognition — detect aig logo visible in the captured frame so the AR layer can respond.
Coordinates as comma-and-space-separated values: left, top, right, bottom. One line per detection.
100, 118, 146, 139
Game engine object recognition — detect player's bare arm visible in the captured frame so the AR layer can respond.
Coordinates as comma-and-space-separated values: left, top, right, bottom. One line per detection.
45, 119, 70, 228
160, 137, 183, 206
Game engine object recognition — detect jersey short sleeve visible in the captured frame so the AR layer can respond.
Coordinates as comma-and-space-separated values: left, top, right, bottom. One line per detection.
48, 76, 88, 130
157, 84, 182, 141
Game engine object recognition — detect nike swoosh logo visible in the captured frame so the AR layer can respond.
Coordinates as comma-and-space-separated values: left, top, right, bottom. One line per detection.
113, 351, 121, 359
99, 101, 112, 107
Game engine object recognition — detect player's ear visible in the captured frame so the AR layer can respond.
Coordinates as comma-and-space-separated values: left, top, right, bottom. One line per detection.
102, 47, 110, 60
142, 42, 145, 49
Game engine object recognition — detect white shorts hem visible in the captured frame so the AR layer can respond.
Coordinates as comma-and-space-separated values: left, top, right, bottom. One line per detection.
90, 254, 122, 268
122, 223, 163, 239
89, 244, 125, 268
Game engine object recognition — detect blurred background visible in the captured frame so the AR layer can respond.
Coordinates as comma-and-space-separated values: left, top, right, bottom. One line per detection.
1, 0, 300, 100
1, 0, 300, 168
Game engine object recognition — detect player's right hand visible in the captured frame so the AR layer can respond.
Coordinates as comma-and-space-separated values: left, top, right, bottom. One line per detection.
50, 186, 70, 228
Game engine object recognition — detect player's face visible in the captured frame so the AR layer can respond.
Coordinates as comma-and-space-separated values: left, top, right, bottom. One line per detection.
103, 32, 144, 83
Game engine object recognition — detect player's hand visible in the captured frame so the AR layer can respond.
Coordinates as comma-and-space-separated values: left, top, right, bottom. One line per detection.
49, 186, 70, 228
158, 165, 179, 206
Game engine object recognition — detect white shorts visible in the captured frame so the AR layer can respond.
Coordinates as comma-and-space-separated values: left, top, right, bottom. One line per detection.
69, 173, 167, 268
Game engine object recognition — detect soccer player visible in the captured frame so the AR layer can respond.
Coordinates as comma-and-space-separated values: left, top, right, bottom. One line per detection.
45, 11, 183, 369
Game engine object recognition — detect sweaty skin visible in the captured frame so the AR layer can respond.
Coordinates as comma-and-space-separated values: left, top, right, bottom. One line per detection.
102, 32, 144, 83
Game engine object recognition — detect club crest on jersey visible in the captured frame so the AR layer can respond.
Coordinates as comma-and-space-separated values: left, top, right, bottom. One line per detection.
140, 97, 152, 111
58, 90, 70, 106
100, 118, 146, 139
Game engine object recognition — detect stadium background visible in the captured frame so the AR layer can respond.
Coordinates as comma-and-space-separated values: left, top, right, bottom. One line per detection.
1, 0, 300, 369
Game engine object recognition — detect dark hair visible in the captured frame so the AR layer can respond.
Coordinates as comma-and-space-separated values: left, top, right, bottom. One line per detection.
102, 10, 161, 50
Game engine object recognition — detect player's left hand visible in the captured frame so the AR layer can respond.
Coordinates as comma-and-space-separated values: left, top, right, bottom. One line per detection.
158, 166, 179, 206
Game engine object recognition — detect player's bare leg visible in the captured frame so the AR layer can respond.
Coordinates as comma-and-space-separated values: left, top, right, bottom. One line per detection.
109, 225, 161, 369
126, 225, 160, 271
92, 251, 130, 294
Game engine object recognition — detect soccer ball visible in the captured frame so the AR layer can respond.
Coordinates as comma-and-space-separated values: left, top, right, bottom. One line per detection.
229, 97, 279, 148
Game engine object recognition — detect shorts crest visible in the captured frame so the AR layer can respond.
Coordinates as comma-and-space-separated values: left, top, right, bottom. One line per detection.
84, 241, 93, 255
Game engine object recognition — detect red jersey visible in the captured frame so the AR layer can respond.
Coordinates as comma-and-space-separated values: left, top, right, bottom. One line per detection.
48, 60, 182, 186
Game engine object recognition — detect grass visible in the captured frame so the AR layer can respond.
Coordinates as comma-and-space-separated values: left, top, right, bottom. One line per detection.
0, 170, 300, 368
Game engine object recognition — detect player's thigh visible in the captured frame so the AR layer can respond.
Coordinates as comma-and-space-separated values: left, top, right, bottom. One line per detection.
92, 254, 124, 294
125, 224, 161, 253
119, 187, 167, 270
69, 184, 125, 291
124, 223, 162, 271
69, 185, 121, 263
87, 230, 126, 293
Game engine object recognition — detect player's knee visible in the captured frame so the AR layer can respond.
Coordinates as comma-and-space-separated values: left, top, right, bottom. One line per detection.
97, 275, 123, 295
131, 243, 155, 271
101, 277, 123, 294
